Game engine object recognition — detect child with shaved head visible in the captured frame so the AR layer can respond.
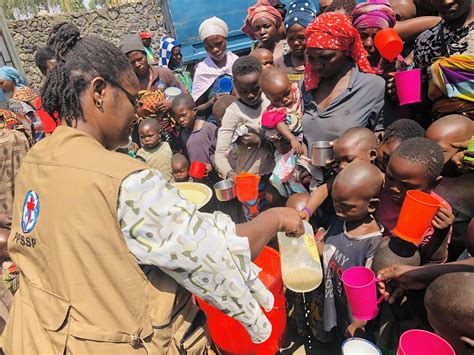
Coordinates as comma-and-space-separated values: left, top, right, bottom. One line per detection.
250, 48, 275, 70
171, 93, 217, 184
427, 114, 474, 260
260, 67, 307, 197
171, 153, 190, 183
137, 118, 172, 181
426, 114, 474, 176
261, 67, 304, 155
321, 161, 384, 340
299, 127, 378, 221
425, 272, 474, 354
375, 119, 425, 173
376, 138, 455, 264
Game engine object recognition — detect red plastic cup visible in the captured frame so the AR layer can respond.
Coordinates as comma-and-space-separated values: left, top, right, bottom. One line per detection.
393, 190, 441, 244
395, 69, 421, 106
189, 161, 208, 179
397, 330, 455, 355
235, 173, 260, 202
342, 266, 383, 321
374, 28, 403, 61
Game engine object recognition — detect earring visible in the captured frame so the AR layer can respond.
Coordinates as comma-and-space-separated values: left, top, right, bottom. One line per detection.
95, 100, 104, 112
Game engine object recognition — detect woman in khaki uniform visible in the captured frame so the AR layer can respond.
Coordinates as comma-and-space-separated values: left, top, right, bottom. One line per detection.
3, 23, 304, 354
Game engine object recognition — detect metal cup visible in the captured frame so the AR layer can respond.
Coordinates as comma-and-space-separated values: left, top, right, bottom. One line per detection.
164, 87, 182, 101
214, 180, 237, 202
311, 141, 333, 167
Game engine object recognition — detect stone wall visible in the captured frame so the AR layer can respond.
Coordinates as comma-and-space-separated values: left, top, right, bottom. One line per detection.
7, 0, 165, 89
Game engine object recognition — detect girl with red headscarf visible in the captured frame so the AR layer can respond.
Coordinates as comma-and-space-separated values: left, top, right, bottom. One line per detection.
242, 0, 286, 58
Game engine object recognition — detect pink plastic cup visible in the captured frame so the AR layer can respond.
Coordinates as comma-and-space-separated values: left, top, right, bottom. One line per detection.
397, 330, 455, 355
342, 267, 383, 321
395, 69, 421, 106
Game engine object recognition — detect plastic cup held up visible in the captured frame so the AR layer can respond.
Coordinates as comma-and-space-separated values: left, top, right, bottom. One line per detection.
189, 161, 208, 179
218, 77, 233, 93
463, 135, 474, 167
164, 87, 182, 101
374, 28, 403, 61
397, 329, 455, 355
342, 266, 383, 321
235, 172, 260, 202
395, 69, 421, 106
393, 190, 441, 244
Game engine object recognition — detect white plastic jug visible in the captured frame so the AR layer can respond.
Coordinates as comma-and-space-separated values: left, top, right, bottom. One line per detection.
277, 221, 323, 293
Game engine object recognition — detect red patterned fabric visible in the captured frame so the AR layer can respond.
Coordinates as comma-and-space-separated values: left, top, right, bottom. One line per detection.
0, 109, 34, 146
304, 12, 374, 91
12, 85, 38, 103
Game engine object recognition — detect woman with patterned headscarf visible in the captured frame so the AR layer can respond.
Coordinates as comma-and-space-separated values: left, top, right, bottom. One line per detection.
351, 0, 397, 71
275, 0, 317, 85
0, 66, 44, 142
301, 13, 385, 169
242, 0, 286, 58
158, 37, 193, 94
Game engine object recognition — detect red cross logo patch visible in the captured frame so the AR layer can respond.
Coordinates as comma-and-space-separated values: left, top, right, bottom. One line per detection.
21, 190, 40, 234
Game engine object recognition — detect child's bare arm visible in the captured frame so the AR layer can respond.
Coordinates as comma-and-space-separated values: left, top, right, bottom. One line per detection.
299, 183, 329, 221
316, 237, 325, 257
275, 121, 296, 143
420, 207, 455, 264
275, 122, 304, 155
346, 320, 367, 338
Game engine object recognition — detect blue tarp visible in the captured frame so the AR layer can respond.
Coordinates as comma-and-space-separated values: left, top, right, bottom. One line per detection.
161, 0, 296, 63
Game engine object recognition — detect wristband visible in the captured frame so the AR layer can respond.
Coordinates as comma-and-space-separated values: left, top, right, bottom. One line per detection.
302, 207, 313, 218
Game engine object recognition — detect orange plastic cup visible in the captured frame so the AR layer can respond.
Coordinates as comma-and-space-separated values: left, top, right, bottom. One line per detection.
374, 28, 403, 61
393, 190, 441, 244
235, 172, 260, 202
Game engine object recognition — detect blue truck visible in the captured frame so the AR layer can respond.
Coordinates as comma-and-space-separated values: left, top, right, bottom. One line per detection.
160, 0, 294, 64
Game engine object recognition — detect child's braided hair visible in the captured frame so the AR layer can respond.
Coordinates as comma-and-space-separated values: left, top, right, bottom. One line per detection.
41, 22, 132, 126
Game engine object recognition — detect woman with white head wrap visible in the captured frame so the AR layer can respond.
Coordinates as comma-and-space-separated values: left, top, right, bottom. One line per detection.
199, 16, 229, 41
192, 17, 238, 118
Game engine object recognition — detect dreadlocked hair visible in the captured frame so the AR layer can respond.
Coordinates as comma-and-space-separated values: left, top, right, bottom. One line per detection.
41, 22, 132, 126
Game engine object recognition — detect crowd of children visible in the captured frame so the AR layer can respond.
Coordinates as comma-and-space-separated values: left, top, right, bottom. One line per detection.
0, 0, 472, 352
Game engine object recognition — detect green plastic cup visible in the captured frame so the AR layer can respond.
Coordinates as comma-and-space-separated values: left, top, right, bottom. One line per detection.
464, 136, 474, 168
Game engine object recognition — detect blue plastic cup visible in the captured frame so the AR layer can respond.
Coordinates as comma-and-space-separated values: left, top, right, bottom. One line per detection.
218, 77, 233, 93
